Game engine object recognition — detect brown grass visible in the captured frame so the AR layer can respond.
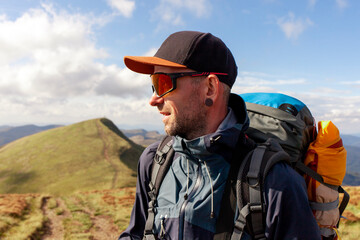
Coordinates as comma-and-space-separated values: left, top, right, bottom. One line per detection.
0, 194, 40, 217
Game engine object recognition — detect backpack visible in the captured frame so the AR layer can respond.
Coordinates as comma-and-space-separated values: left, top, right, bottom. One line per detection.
143, 92, 349, 240
239, 92, 349, 240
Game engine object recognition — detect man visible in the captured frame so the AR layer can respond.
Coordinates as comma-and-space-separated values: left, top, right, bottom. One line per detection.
119, 31, 320, 240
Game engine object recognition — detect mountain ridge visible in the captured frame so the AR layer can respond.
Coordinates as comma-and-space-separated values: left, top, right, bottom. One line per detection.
0, 118, 143, 195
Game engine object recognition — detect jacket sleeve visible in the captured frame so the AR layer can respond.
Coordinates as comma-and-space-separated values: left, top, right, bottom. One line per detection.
118, 142, 159, 240
264, 162, 321, 240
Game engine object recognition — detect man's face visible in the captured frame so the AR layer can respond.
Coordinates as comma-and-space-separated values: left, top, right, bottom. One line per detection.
149, 66, 208, 139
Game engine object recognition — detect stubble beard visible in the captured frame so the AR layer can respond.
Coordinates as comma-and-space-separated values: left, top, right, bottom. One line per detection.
164, 96, 207, 140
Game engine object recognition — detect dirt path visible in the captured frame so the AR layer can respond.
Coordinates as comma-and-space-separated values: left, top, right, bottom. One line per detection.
41, 197, 71, 240
41, 196, 120, 239
96, 120, 120, 189
69, 195, 120, 240
39, 120, 123, 239
89, 212, 120, 239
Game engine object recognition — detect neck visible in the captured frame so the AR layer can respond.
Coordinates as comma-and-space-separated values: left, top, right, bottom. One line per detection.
184, 105, 228, 140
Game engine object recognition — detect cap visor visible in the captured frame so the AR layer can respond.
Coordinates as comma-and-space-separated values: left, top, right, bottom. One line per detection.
124, 56, 187, 74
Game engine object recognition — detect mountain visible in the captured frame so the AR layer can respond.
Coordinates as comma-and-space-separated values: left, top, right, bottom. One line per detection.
343, 172, 360, 186
0, 120, 358, 190
343, 145, 360, 186
0, 124, 61, 146
121, 129, 164, 147
0, 118, 143, 195
342, 134, 360, 148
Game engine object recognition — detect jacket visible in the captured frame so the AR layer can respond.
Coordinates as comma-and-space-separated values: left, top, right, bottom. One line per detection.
119, 94, 320, 240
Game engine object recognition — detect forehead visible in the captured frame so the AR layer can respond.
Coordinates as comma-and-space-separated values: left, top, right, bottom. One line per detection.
153, 65, 193, 74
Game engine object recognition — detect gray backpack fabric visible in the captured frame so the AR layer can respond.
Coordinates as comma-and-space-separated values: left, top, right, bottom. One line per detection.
242, 93, 315, 164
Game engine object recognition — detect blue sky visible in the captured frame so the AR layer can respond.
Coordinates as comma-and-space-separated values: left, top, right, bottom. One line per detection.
0, 0, 359, 134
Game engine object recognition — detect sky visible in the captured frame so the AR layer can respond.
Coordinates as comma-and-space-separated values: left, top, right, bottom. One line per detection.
0, 0, 359, 135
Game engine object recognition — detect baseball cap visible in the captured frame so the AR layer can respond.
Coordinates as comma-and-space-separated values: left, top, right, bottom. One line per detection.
124, 31, 238, 88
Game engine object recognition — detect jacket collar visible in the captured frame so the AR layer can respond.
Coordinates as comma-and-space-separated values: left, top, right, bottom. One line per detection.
172, 93, 248, 160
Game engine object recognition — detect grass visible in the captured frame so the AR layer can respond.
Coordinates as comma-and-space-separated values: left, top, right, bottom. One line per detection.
0, 186, 358, 239
0, 118, 358, 238
0, 194, 46, 240
67, 187, 135, 231
0, 118, 142, 195
338, 186, 360, 240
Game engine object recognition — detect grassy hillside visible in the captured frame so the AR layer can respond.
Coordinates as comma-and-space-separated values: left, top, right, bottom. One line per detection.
0, 118, 143, 195
0, 188, 134, 239
0, 186, 359, 239
339, 186, 360, 239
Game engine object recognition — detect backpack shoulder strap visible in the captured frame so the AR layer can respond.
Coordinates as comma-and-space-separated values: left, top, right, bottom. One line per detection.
143, 135, 175, 240
214, 132, 256, 240
231, 138, 290, 240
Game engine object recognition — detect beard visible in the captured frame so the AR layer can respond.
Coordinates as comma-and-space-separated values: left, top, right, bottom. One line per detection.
164, 94, 208, 140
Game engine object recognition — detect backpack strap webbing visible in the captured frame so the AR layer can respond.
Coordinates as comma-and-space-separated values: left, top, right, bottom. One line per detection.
214, 132, 256, 240
143, 136, 174, 240
338, 186, 349, 216
231, 139, 290, 240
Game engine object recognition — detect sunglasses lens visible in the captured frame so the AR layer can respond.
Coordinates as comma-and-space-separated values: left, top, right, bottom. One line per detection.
151, 74, 173, 96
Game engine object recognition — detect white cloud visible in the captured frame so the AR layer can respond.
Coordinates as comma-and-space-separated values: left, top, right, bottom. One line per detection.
0, 4, 154, 127
300, 94, 360, 134
277, 12, 313, 40
152, 0, 211, 27
107, 0, 135, 18
236, 72, 307, 86
231, 72, 360, 134
336, 0, 348, 9
95, 66, 150, 97
0, 4, 148, 97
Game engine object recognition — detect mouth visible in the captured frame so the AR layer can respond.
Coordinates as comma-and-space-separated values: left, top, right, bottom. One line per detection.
160, 111, 171, 122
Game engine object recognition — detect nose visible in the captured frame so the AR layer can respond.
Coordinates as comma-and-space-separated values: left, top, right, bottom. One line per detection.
149, 92, 164, 106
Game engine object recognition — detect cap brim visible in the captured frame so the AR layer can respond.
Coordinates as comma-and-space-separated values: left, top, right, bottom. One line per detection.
124, 56, 187, 74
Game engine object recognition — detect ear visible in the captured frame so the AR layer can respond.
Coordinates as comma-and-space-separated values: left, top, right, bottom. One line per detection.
205, 74, 221, 101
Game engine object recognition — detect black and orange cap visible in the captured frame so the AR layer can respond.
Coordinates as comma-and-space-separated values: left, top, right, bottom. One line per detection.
124, 31, 238, 88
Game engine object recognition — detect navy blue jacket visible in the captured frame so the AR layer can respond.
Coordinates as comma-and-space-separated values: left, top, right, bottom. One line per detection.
119, 94, 320, 240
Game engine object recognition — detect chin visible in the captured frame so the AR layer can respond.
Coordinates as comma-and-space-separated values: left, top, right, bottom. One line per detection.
164, 125, 177, 137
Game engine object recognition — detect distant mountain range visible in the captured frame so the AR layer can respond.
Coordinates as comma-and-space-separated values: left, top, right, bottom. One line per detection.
0, 124, 62, 146
342, 134, 360, 147
0, 123, 359, 186
121, 129, 164, 147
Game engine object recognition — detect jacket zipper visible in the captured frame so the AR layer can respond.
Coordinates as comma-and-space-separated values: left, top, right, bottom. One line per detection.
178, 161, 202, 240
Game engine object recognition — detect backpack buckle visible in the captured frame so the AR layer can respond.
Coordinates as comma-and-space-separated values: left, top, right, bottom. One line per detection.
247, 176, 260, 188
154, 153, 165, 164
249, 203, 263, 213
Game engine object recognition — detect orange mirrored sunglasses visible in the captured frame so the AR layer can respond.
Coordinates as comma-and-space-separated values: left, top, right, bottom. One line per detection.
151, 72, 228, 97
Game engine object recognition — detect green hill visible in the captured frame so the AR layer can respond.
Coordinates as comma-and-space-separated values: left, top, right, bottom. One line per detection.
0, 118, 143, 195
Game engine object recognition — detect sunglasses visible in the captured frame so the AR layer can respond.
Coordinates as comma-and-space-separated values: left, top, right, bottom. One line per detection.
151, 72, 228, 97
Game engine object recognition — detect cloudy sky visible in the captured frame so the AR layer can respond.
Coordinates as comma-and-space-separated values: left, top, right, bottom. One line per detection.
1, 0, 359, 134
